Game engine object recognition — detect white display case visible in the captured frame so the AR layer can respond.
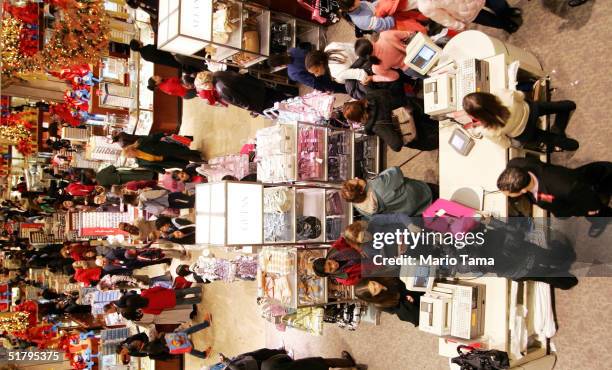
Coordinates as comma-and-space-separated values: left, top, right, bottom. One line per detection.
156, 0, 270, 68
157, 0, 214, 55
195, 181, 264, 246
256, 122, 355, 184
156, 1, 323, 69
197, 182, 351, 246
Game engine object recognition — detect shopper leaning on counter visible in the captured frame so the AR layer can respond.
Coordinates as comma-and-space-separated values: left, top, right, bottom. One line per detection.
342, 88, 439, 152
462, 90, 579, 151
267, 43, 347, 94
353, 31, 418, 81
341, 166, 434, 218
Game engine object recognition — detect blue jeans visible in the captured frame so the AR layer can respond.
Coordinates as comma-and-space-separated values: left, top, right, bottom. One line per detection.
179, 320, 211, 359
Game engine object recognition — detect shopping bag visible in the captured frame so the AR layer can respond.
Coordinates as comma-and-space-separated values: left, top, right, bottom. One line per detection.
392, 106, 417, 144
422, 199, 478, 235
161, 134, 192, 148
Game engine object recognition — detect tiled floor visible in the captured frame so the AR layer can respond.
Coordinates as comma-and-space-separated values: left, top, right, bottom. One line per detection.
180, 1, 611, 369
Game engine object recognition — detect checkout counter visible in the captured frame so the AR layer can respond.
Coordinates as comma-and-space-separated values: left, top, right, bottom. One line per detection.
413, 31, 554, 369
425, 31, 548, 218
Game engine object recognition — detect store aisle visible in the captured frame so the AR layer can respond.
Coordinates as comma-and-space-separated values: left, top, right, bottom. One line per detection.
180, 98, 270, 159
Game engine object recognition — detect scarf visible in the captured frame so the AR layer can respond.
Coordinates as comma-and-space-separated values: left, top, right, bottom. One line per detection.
135, 150, 163, 162
327, 245, 361, 280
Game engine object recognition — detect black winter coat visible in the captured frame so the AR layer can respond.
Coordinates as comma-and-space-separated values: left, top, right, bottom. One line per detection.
364, 89, 439, 152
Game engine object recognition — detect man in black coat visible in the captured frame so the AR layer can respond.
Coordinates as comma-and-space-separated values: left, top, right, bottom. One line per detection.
129, 40, 206, 73
497, 157, 612, 236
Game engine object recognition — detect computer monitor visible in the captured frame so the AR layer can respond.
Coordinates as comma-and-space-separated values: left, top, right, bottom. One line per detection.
404, 33, 442, 75
400, 264, 435, 292
448, 128, 475, 156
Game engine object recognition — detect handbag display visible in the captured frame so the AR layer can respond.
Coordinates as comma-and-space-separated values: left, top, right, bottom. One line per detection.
296, 216, 322, 240
451, 345, 510, 370
392, 106, 417, 145
165, 332, 193, 354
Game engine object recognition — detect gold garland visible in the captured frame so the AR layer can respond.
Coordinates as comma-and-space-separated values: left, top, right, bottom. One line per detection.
0, 312, 30, 332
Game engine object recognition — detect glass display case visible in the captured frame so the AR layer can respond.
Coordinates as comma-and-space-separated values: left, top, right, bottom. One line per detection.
258, 246, 328, 310
156, 0, 323, 69
196, 181, 352, 246
256, 122, 356, 184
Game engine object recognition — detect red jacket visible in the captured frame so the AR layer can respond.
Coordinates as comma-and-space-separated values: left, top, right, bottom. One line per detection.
125, 180, 158, 191
159, 77, 189, 97
66, 182, 95, 196
329, 238, 362, 286
74, 267, 102, 287
141, 286, 177, 314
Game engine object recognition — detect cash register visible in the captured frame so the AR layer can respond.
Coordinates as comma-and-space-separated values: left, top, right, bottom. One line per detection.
404, 33, 442, 75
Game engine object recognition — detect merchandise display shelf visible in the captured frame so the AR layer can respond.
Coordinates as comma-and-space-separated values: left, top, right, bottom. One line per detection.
256, 122, 357, 185
157, 0, 322, 69
196, 181, 351, 246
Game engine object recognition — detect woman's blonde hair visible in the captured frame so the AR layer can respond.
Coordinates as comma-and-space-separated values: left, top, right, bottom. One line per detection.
344, 220, 368, 245
194, 71, 213, 91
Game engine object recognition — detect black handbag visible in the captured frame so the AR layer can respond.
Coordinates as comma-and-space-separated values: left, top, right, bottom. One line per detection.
451, 345, 510, 370
296, 216, 322, 240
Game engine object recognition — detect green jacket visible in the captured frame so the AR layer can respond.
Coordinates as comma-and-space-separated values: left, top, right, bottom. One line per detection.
357, 166, 432, 218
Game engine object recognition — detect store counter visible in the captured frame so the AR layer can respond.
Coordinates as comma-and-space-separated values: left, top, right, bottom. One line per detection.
438, 30, 545, 78
438, 54, 514, 216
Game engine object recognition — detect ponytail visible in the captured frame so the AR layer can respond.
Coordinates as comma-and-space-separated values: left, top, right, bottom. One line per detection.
306, 49, 348, 71
355, 38, 381, 65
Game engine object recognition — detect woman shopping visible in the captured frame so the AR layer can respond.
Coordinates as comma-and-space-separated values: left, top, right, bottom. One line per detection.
221, 347, 361, 370
339, 0, 429, 34
147, 75, 197, 99
462, 90, 579, 152
122, 188, 195, 216
353, 32, 419, 82
340, 167, 434, 218
355, 277, 423, 326
193, 71, 295, 115
305, 42, 369, 85
413, 0, 522, 33
117, 313, 213, 360
123, 132, 203, 173
312, 237, 363, 286
342, 88, 439, 152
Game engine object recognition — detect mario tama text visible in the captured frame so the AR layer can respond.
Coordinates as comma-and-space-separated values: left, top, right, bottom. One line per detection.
372, 254, 495, 267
